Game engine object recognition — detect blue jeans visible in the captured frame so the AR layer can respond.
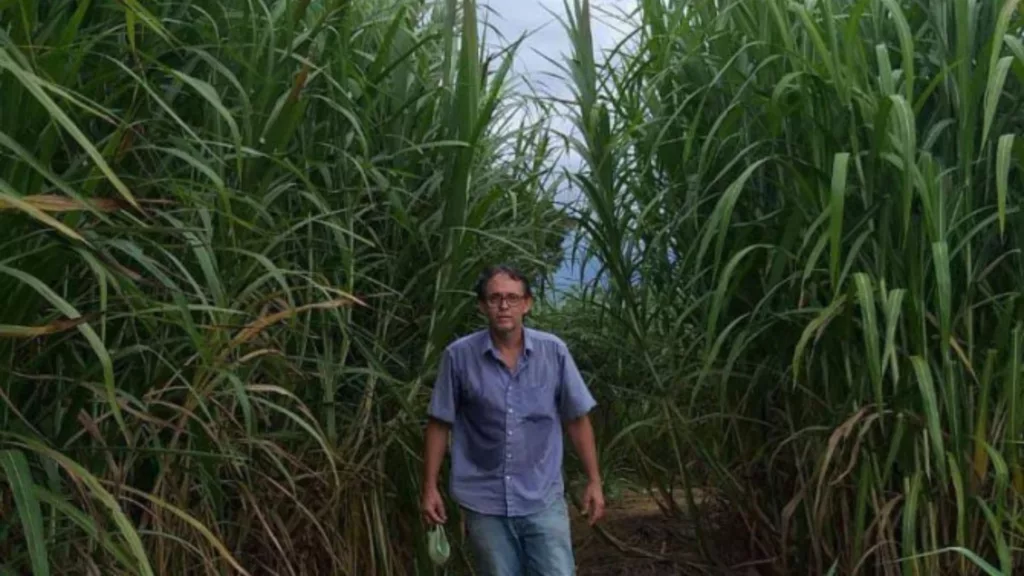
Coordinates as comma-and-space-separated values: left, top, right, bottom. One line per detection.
463, 497, 575, 575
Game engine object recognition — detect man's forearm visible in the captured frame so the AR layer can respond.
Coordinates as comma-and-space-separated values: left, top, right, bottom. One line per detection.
423, 418, 450, 489
566, 415, 600, 483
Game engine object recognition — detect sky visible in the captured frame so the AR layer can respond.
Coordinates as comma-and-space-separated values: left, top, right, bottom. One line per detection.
480, 0, 635, 175
479, 0, 634, 98
479, 0, 636, 289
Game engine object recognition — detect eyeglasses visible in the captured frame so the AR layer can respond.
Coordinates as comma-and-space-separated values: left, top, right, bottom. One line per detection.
485, 293, 525, 308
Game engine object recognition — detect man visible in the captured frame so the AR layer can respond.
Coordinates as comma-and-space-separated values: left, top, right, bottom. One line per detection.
421, 264, 605, 575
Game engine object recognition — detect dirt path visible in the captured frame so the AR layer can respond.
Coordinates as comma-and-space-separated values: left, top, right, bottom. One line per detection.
570, 491, 704, 575
570, 491, 758, 575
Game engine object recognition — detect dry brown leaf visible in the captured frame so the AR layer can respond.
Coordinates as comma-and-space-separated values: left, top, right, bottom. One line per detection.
236, 349, 285, 364
228, 296, 363, 349
0, 195, 171, 214
0, 316, 91, 338
0, 194, 126, 213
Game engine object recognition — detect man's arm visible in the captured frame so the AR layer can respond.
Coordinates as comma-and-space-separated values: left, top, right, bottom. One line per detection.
566, 414, 604, 524
565, 414, 600, 484
557, 342, 605, 524
423, 418, 450, 488
422, 348, 458, 525
421, 418, 450, 524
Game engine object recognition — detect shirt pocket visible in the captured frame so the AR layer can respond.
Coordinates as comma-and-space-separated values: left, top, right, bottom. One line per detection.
523, 361, 556, 390
520, 362, 558, 418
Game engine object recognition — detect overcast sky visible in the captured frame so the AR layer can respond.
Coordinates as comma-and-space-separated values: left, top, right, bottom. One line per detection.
478, 0, 636, 287
480, 0, 636, 198
480, 0, 634, 97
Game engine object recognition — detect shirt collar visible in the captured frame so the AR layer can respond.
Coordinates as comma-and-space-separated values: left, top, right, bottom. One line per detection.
481, 327, 533, 358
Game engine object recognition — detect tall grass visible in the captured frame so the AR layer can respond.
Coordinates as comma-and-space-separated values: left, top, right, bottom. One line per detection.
11, 0, 1024, 573
0, 0, 564, 573
559, 0, 1024, 573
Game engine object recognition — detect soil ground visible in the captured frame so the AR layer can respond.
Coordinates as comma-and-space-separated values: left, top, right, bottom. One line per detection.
569, 491, 761, 576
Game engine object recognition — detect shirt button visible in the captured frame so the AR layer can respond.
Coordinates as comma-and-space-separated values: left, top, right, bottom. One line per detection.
507, 430, 512, 436
508, 408, 513, 413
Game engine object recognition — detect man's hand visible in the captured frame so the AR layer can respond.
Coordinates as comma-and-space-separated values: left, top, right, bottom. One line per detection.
421, 484, 448, 525
581, 480, 605, 526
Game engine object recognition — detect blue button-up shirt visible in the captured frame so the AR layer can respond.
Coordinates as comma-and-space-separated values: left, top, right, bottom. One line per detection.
428, 327, 597, 517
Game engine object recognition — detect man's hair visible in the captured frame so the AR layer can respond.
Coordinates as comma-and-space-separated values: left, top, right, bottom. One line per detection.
474, 264, 533, 300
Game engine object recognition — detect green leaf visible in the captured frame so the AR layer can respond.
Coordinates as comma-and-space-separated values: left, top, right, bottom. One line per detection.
793, 295, 847, 386
902, 546, 1004, 576
0, 265, 126, 441
0, 181, 86, 243
888, 95, 917, 236
11, 439, 153, 575
910, 357, 947, 484
881, 288, 906, 388
829, 152, 850, 290
878, 0, 914, 101
854, 274, 883, 407
876, 44, 894, 95
982, 56, 1013, 145
0, 450, 49, 576
0, 48, 138, 210
932, 241, 952, 357
996, 134, 1014, 237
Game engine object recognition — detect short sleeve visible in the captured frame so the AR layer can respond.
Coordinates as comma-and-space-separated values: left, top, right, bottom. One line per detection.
427, 348, 458, 424
557, 343, 596, 420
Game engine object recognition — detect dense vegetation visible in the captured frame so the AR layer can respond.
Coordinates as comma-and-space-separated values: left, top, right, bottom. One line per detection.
554, 0, 1024, 574
0, 0, 564, 573
3, 0, 1024, 574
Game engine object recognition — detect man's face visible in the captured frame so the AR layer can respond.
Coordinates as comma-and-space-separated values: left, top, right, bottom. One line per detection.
479, 273, 532, 335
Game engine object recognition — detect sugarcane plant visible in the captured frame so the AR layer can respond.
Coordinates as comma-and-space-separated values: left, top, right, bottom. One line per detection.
559, 0, 1024, 573
0, 0, 565, 574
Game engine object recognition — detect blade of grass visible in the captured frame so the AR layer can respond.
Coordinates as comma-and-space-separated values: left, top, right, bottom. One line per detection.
0, 450, 49, 576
